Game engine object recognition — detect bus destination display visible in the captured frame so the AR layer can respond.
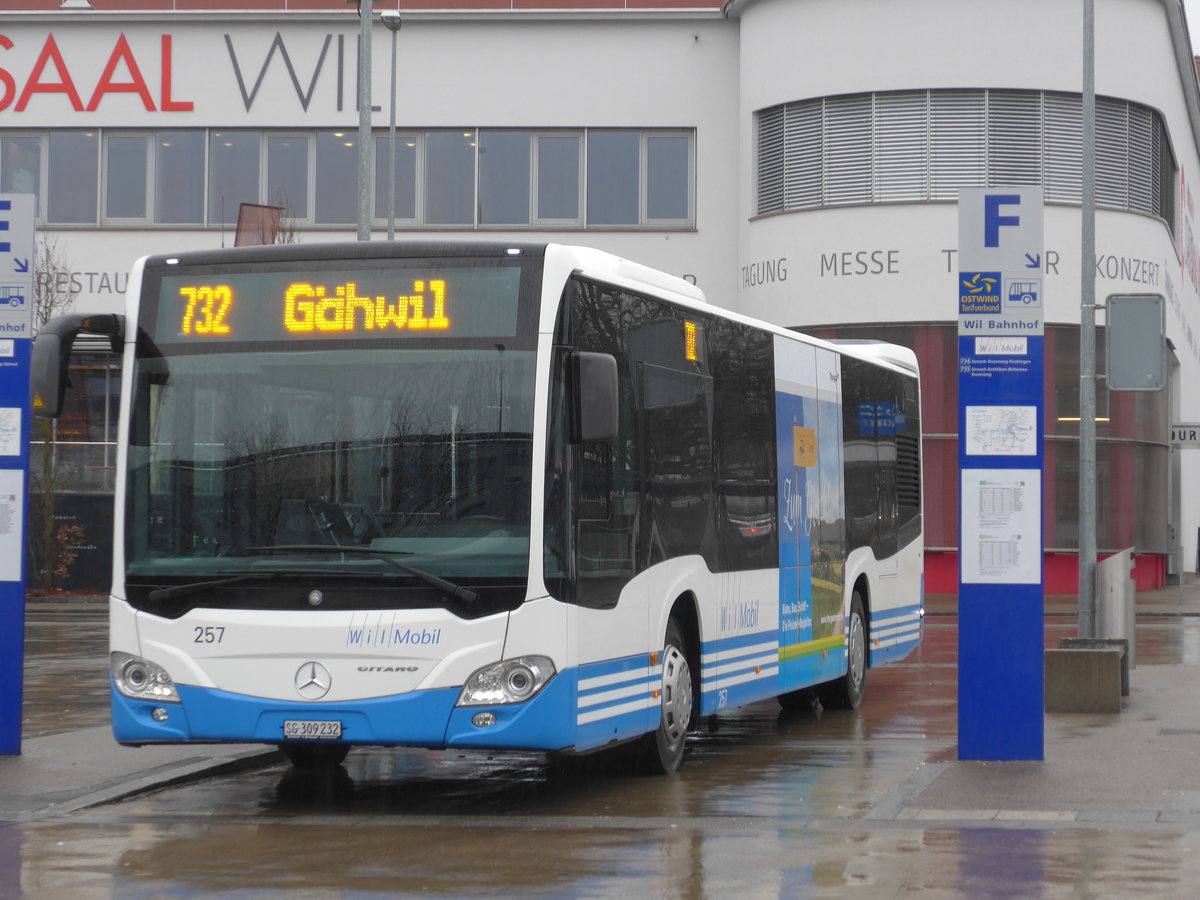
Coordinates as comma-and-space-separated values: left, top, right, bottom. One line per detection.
156, 265, 522, 344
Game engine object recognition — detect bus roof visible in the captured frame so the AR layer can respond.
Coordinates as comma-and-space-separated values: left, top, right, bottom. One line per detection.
132, 240, 915, 378
825, 339, 920, 376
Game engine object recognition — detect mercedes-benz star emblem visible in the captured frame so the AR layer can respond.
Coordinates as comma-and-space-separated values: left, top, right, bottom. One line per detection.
295, 661, 332, 700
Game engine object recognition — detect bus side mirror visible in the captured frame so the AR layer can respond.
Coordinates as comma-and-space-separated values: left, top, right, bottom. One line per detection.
32, 313, 124, 419
569, 351, 618, 443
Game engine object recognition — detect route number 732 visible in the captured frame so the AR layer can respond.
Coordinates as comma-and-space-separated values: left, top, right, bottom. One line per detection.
180, 286, 233, 336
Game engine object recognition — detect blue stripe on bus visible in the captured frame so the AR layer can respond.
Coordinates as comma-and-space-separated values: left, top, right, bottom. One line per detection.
695, 629, 781, 715
576, 654, 651, 699
572, 654, 659, 752
576, 704, 659, 753
701, 654, 778, 679
700, 630, 779, 657
867, 602, 923, 666
870, 602, 923, 624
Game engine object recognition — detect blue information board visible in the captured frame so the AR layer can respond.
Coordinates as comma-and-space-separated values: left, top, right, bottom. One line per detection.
957, 188, 1045, 761
0, 194, 35, 756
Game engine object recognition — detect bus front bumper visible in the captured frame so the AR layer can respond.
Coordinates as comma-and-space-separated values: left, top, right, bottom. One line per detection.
111, 673, 578, 751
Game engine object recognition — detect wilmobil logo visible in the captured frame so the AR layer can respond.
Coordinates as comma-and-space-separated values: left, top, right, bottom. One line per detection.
976, 337, 1029, 356
960, 271, 1002, 314
345, 615, 443, 649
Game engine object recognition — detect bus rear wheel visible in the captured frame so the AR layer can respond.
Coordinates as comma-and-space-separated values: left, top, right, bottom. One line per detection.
278, 743, 350, 770
816, 591, 867, 710
636, 617, 694, 774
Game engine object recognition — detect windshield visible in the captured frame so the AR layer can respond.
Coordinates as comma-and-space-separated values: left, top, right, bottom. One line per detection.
127, 346, 535, 607
124, 252, 539, 616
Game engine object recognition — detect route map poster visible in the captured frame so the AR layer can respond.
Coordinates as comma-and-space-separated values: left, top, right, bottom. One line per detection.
964, 405, 1037, 456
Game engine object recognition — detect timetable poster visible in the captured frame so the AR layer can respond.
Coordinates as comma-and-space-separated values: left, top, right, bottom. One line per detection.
960, 468, 1041, 585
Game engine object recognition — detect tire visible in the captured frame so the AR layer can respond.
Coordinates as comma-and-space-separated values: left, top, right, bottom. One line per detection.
636, 617, 695, 774
815, 591, 867, 710
278, 742, 350, 770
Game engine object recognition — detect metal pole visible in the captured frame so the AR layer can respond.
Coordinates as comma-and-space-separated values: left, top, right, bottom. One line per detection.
388, 26, 397, 239
1079, 0, 1098, 637
382, 13, 402, 240
357, 0, 373, 242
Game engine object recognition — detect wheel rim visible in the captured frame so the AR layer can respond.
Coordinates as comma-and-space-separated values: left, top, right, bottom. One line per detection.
660, 644, 693, 748
847, 611, 865, 691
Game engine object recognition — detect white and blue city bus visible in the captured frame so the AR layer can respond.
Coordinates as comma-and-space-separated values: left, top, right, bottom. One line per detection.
32, 241, 923, 773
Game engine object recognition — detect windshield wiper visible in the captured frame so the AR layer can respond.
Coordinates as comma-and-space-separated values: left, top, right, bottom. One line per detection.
246, 544, 479, 605
148, 572, 281, 602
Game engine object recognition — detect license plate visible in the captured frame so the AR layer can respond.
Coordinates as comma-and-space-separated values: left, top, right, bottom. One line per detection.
283, 719, 343, 740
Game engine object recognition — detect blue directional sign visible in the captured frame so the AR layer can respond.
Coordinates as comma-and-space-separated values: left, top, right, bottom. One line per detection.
0, 193, 35, 756
957, 187, 1045, 762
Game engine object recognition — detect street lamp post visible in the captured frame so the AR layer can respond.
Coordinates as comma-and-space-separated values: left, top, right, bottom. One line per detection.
356, 0, 373, 241
381, 11, 403, 240
1079, 0, 1098, 637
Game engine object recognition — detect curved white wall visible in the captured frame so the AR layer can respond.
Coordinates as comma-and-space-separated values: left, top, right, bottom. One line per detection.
734, 0, 1200, 576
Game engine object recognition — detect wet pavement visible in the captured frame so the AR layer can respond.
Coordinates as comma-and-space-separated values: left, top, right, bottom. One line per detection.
19, 599, 109, 738
4, 587, 1200, 897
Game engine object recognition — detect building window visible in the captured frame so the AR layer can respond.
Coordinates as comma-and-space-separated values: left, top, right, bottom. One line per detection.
479, 130, 531, 226
47, 131, 98, 224
756, 89, 1177, 236
425, 130, 476, 226
29, 346, 122, 495
155, 131, 205, 224
647, 134, 692, 221
374, 133, 417, 223
267, 134, 309, 220
1, 136, 40, 203
536, 133, 581, 222
209, 131, 261, 226
587, 130, 640, 226
0, 127, 693, 231
104, 134, 149, 222
314, 131, 358, 225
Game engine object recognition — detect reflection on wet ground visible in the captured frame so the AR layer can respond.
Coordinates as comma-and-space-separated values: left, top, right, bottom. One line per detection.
12, 602, 1200, 898
21, 602, 108, 738
11, 810, 1200, 898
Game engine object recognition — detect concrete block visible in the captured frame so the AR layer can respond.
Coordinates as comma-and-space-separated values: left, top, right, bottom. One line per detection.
1044, 647, 1123, 713
1060, 637, 1129, 695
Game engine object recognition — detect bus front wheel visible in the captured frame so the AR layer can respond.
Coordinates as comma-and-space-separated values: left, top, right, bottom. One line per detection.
636, 617, 694, 774
816, 591, 867, 710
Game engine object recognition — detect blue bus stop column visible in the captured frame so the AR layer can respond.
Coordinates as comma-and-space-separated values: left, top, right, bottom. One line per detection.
956, 334, 1045, 761
0, 337, 30, 755
956, 187, 1045, 762
0, 193, 34, 756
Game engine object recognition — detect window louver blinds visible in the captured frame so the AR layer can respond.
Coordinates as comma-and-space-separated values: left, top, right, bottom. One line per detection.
756, 89, 1175, 234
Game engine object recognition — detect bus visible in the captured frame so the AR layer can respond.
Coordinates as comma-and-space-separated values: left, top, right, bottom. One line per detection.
32, 241, 923, 774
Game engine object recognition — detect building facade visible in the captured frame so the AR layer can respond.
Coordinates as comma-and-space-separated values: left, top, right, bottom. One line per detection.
2, 0, 1197, 592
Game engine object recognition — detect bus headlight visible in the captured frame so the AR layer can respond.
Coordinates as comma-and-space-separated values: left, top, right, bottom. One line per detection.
111, 652, 180, 703
457, 656, 556, 706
